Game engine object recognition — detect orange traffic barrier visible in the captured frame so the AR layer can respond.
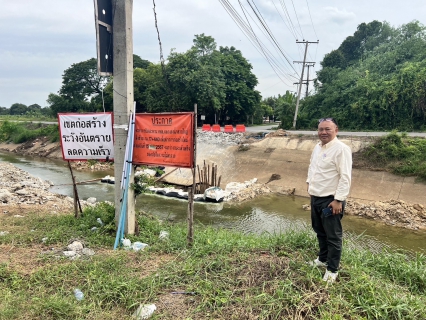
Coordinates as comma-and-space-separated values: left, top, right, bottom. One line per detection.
212, 124, 221, 132
202, 124, 211, 131
236, 124, 246, 132
224, 125, 234, 133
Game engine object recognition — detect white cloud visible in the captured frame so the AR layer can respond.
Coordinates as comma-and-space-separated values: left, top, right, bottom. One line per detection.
0, 0, 423, 107
322, 7, 356, 24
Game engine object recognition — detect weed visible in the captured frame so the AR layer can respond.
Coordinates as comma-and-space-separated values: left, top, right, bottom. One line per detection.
0, 121, 59, 143
356, 131, 426, 180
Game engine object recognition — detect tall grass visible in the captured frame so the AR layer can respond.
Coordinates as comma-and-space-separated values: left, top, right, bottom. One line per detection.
1, 202, 425, 319
0, 120, 59, 143
355, 131, 426, 180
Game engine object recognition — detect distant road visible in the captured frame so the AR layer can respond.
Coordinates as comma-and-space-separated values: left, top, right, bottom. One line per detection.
246, 124, 426, 137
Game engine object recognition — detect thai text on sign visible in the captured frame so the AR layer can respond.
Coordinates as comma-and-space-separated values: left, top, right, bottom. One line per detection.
58, 112, 114, 161
133, 113, 194, 168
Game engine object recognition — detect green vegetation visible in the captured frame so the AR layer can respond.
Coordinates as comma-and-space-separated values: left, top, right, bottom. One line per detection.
0, 120, 59, 143
132, 166, 165, 196
1, 202, 425, 319
45, 34, 261, 125
0, 103, 52, 119
355, 132, 426, 180
298, 20, 426, 131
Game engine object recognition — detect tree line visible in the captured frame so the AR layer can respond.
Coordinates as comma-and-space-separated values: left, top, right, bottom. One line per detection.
297, 20, 426, 131
3, 21, 426, 131
45, 34, 264, 125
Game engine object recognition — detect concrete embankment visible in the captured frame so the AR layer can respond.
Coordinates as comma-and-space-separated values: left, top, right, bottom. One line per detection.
163, 132, 426, 207
2, 131, 425, 207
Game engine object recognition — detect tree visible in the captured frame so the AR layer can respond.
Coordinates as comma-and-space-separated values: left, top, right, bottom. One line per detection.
59, 58, 106, 100
46, 58, 112, 115
133, 54, 152, 69
219, 46, 260, 124
302, 20, 426, 130
9, 103, 28, 115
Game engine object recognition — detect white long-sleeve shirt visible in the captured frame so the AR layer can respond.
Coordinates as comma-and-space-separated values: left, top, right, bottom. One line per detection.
306, 137, 352, 201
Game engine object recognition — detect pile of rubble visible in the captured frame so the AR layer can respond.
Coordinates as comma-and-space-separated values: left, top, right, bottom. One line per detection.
0, 162, 90, 212
302, 199, 426, 230
345, 199, 426, 230
196, 131, 245, 145
223, 179, 273, 202
264, 129, 289, 137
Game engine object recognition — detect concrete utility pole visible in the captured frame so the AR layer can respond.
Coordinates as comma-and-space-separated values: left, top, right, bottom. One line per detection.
113, 0, 135, 234
292, 40, 319, 129
305, 63, 315, 98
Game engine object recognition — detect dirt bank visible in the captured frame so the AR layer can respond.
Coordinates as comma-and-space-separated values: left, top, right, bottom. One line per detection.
1, 132, 426, 231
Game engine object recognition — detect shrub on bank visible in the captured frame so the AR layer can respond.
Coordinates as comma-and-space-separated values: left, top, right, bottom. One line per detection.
0, 120, 59, 143
355, 131, 426, 180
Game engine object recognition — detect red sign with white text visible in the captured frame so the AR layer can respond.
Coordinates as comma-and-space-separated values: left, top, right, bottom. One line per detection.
133, 113, 194, 168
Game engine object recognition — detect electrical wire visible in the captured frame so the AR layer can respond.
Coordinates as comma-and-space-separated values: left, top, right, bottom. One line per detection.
305, 0, 318, 40
237, 0, 293, 85
246, 0, 297, 74
290, 0, 304, 39
239, 1, 297, 78
219, 0, 294, 85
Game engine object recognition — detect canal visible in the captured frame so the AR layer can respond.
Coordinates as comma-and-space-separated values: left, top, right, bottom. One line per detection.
1, 151, 425, 253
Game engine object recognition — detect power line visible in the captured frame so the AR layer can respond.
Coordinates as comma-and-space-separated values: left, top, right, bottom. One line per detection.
245, 0, 298, 74
238, 0, 293, 84
290, 0, 305, 39
219, 0, 296, 85
305, 0, 318, 40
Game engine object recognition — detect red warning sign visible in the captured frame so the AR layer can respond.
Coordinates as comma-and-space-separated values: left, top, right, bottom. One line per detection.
133, 113, 194, 168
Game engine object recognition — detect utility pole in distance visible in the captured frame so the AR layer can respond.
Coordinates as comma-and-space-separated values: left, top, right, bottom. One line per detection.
113, 0, 135, 235
305, 63, 315, 98
292, 40, 318, 129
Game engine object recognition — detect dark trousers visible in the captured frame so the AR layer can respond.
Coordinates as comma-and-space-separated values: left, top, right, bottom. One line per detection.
310, 195, 344, 273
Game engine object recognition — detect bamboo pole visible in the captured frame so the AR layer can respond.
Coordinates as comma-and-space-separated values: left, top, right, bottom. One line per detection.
153, 167, 178, 183
187, 103, 197, 247
67, 161, 82, 217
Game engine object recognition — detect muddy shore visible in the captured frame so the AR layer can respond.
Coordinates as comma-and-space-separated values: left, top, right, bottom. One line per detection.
1, 132, 426, 231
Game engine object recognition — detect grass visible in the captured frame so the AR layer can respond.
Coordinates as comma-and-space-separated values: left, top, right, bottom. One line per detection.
0, 115, 55, 122
0, 120, 59, 143
354, 131, 426, 180
1, 202, 425, 319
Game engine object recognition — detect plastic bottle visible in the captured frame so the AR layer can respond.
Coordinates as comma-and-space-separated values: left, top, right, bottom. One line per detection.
73, 288, 84, 301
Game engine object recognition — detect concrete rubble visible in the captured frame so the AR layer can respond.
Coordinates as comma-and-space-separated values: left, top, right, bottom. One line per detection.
302, 199, 426, 230
197, 131, 245, 145
0, 162, 94, 212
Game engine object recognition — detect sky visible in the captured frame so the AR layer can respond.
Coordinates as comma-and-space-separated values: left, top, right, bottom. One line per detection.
0, 0, 425, 108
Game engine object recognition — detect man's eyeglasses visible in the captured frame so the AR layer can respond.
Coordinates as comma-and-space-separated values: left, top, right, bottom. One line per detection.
318, 118, 337, 125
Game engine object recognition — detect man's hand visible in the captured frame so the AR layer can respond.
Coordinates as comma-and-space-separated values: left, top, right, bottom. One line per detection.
328, 200, 343, 215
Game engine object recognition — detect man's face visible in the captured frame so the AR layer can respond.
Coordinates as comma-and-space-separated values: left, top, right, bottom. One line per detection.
317, 120, 338, 144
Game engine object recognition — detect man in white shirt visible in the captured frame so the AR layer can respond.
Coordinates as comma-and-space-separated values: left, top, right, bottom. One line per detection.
306, 117, 352, 284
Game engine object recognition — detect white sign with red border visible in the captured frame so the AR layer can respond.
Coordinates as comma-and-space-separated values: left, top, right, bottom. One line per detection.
58, 113, 114, 161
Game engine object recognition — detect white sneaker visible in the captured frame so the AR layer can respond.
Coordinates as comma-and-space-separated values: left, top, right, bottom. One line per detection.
308, 257, 328, 268
323, 270, 338, 284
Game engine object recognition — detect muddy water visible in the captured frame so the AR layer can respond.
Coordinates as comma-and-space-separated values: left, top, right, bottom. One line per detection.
1, 152, 425, 253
